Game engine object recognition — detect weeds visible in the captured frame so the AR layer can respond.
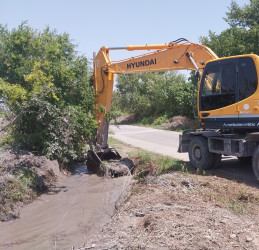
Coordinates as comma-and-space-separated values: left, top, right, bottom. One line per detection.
109, 137, 191, 179
14, 168, 41, 190
199, 182, 259, 214
108, 137, 259, 215
108, 137, 129, 151
128, 150, 189, 179
0, 167, 41, 221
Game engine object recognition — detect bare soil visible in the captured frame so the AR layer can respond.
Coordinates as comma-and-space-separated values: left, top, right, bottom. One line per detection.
1, 118, 259, 249
161, 115, 199, 130
80, 140, 259, 250
83, 172, 259, 250
114, 114, 135, 124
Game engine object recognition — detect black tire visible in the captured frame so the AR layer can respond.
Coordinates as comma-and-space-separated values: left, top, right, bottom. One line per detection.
252, 147, 259, 182
188, 137, 214, 170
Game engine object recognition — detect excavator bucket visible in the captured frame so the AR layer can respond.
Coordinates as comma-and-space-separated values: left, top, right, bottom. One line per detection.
86, 147, 122, 170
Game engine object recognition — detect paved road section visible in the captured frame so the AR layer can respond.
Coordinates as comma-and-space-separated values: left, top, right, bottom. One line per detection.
109, 125, 189, 161
109, 125, 258, 186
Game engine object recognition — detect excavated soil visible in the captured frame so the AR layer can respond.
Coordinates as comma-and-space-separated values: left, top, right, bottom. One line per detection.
83, 173, 259, 250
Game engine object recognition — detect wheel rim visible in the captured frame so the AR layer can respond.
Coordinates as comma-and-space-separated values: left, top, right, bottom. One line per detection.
193, 145, 202, 161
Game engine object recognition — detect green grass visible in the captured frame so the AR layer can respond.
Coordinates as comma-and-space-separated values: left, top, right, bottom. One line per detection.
128, 150, 189, 179
108, 137, 191, 178
108, 136, 132, 151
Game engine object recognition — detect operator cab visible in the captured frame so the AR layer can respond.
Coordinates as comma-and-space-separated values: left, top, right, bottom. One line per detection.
199, 56, 258, 129
200, 56, 257, 111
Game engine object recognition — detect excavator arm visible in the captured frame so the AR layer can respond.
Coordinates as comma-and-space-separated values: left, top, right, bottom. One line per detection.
93, 39, 217, 147
87, 39, 218, 167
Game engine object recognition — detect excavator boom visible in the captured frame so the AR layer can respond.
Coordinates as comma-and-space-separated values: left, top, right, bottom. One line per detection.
88, 38, 259, 182
93, 39, 218, 149
87, 39, 218, 168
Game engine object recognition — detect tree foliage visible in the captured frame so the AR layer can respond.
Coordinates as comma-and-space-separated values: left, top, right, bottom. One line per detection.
113, 71, 194, 121
0, 23, 96, 164
200, 0, 259, 56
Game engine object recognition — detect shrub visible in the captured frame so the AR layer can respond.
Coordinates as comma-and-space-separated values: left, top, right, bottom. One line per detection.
113, 71, 194, 121
0, 23, 96, 165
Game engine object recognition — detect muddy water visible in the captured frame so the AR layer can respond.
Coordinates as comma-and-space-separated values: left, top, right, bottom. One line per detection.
0, 165, 130, 250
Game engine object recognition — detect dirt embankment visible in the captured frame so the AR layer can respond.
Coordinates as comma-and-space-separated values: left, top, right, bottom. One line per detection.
83, 171, 259, 250
0, 149, 133, 250
79, 139, 259, 250
0, 150, 63, 221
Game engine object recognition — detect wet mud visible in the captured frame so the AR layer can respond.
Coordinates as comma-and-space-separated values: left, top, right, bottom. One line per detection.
0, 165, 130, 250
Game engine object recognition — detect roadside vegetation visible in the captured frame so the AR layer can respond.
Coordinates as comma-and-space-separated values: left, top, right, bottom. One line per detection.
0, 23, 96, 167
109, 137, 259, 215
0, 23, 96, 221
111, 71, 197, 129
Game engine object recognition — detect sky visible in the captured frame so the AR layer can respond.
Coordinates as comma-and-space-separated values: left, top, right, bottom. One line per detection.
0, 0, 249, 64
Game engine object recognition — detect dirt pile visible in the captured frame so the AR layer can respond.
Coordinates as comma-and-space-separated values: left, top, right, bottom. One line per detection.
161, 115, 199, 130
0, 150, 61, 221
113, 114, 135, 124
83, 172, 259, 249
113, 114, 198, 130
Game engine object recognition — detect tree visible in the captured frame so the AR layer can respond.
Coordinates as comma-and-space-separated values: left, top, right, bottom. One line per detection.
113, 71, 194, 121
0, 23, 96, 165
200, 0, 259, 56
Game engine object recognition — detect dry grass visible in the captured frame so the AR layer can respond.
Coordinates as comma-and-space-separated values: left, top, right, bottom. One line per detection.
108, 137, 259, 215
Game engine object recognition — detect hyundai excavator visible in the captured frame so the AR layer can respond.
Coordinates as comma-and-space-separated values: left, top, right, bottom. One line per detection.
87, 38, 259, 181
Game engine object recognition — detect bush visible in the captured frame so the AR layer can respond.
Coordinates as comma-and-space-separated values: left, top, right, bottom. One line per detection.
153, 115, 168, 126
0, 23, 96, 165
113, 71, 195, 121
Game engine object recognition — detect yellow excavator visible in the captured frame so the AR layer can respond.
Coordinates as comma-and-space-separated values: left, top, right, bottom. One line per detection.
87, 38, 259, 181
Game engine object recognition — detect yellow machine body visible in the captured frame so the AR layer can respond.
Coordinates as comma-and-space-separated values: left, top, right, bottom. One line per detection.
90, 39, 259, 181
93, 39, 259, 148
198, 54, 259, 130
93, 40, 219, 147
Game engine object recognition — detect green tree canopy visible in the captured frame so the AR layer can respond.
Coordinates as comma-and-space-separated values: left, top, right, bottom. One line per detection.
113, 71, 194, 121
200, 0, 259, 56
0, 23, 96, 164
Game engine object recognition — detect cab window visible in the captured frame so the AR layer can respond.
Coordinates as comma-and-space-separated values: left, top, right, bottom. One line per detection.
238, 57, 257, 101
200, 61, 236, 111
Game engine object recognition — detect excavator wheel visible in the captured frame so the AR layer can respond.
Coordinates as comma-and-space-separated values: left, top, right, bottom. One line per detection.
252, 146, 259, 183
188, 136, 214, 170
